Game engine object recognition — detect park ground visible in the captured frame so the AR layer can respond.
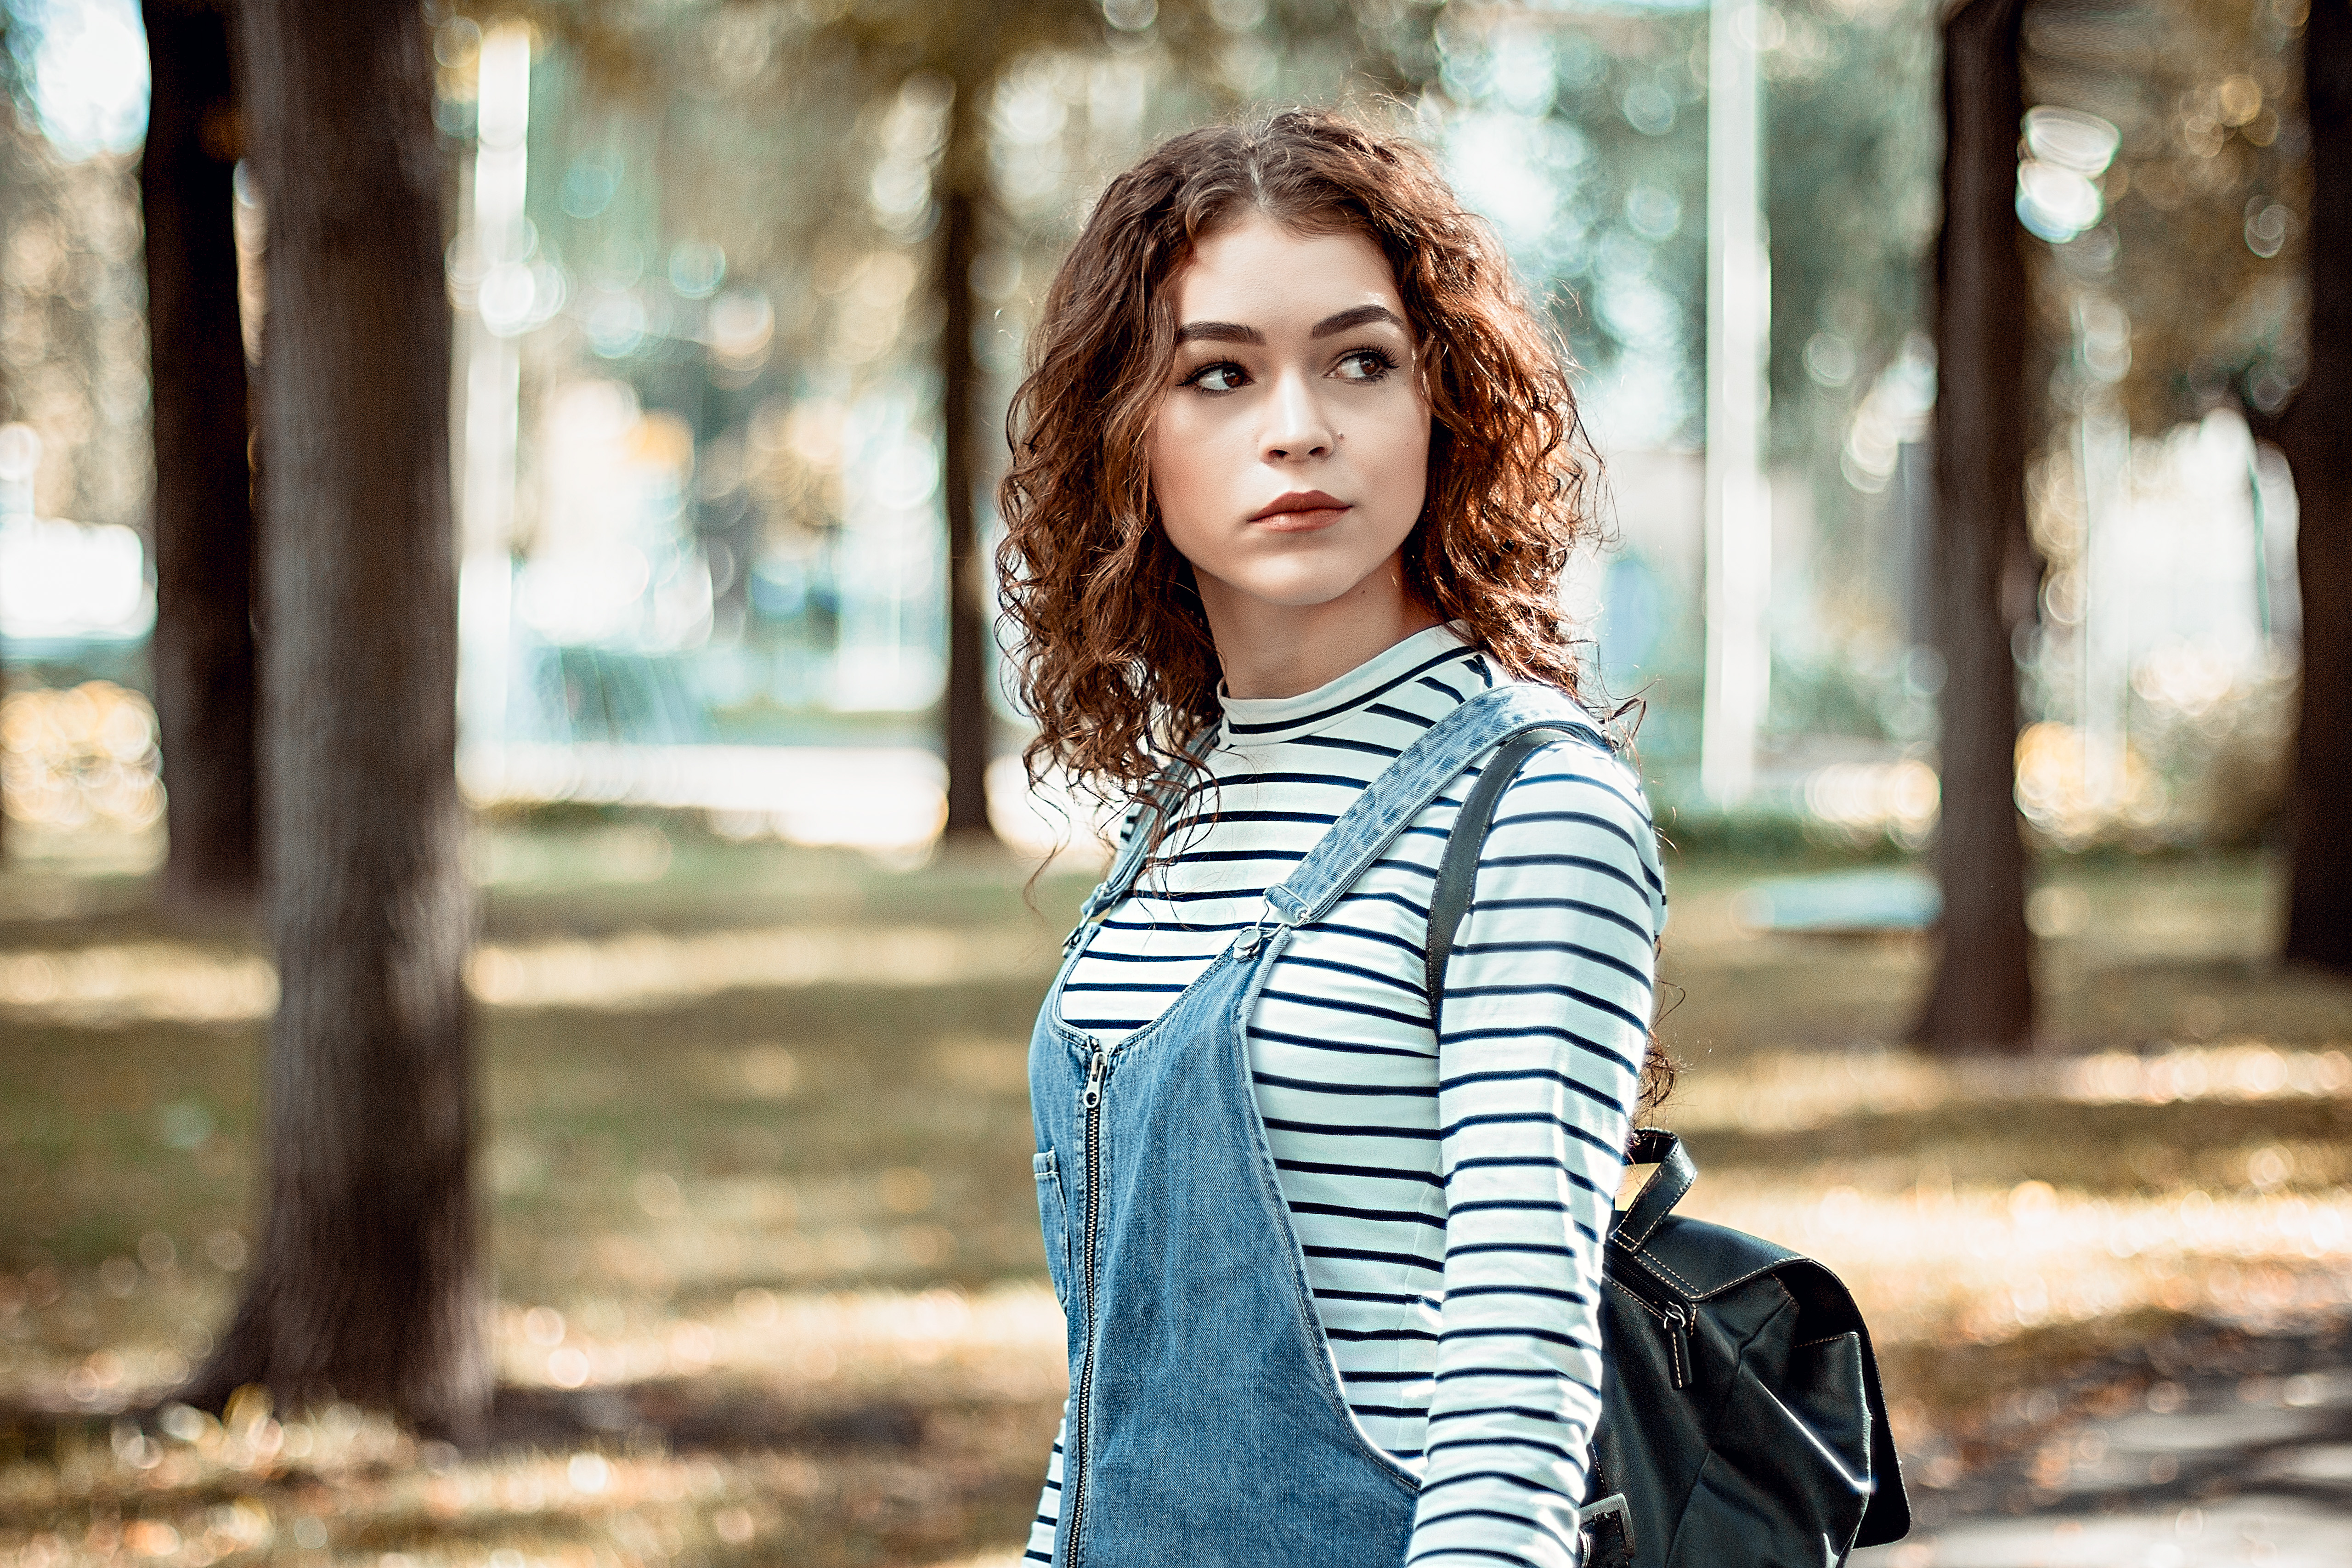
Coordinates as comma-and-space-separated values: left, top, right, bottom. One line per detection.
2, 816, 2350, 1567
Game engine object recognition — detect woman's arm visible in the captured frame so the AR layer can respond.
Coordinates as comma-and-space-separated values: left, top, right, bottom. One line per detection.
1407, 740, 1666, 1568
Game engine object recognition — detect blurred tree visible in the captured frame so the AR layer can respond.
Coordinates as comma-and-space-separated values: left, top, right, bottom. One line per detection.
783, 4, 1220, 840
142, 0, 260, 912
2030, 0, 2309, 434
2016, 0, 2341, 965
2272, 0, 2349, 972
938, 74, 992, 839
185, 0, 484, 1434
778, 0, 1392, 838
1918, 0, 2036, 1053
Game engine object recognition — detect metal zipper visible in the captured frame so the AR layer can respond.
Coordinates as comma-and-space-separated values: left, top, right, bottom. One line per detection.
1660, 1299, 1691, 1388
1064, 1043, 1109, 1563
1609, 1264, 1693, 1389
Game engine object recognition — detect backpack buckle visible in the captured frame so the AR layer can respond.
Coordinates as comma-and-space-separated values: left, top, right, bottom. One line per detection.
1578, 1492, 1636, 1568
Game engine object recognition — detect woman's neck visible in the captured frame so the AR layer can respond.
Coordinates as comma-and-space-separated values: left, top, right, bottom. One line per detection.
1199, 550, 1442, 700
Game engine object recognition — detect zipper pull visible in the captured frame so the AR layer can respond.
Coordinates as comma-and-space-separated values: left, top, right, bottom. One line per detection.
1662, 1302, 1692, 1389
1082, 1048, 1107, 1110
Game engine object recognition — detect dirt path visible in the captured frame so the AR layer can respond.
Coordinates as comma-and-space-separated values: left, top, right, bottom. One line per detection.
1856, 1316, 2352, 1567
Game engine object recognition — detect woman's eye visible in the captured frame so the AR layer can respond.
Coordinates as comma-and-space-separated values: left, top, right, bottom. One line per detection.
1334, 348, 1397, 382
1185, 361, 1247, 393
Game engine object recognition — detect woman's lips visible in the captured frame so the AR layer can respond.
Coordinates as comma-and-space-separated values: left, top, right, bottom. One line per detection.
1249, 491, 1350, 531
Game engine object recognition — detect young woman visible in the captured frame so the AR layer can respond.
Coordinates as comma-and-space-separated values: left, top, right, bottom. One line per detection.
995, 108, 1668, 1568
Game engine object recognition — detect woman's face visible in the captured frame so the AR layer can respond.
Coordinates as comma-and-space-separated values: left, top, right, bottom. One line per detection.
1147, 213, 1432, 627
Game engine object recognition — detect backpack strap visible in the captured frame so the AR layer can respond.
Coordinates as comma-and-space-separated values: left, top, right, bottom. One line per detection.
1613, 1128, 1698, 1247
1422, 724, 1584, 1008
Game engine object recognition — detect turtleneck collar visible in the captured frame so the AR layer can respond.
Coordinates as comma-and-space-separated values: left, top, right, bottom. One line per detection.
1216, 623, 1475, 744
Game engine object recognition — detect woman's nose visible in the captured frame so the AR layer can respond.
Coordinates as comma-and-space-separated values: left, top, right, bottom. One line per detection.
1261, 369, 1334, 462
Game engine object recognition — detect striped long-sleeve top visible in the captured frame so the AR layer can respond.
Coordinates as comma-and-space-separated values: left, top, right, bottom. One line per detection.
1025, 623, 1668, 1568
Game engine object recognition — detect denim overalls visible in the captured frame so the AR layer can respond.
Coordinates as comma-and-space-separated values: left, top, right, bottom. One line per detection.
1029, 683, 1599, 1568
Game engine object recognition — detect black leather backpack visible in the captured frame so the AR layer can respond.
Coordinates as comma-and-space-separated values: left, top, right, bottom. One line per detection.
1425, 725, 1911, 1568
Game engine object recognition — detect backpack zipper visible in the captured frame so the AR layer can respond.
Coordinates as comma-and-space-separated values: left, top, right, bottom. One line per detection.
1064, 1044, 1109, 1562
1609, 1264, 1693, 1389
1660, 1299, 1691, 1388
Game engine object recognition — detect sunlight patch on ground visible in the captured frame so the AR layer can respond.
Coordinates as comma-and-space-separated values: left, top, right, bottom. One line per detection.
1663, 866, 2282, 965
464, 924, 1057, 1009
8, 1284, 1068, 1420
1668, 1043, 2352, 1133
0, 923, 1062, 1025
491, 1285, 1066, 1404
1686, 1179, 2352, 1347
0, 942, 275, 1024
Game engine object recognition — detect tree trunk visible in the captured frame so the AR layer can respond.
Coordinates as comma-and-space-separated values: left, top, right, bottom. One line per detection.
937, 104, 995, 841
1916, 0, 2035, 1053
143, 0, 260, 913
185, 0, 485, 1436
2280, 0, 2352, 973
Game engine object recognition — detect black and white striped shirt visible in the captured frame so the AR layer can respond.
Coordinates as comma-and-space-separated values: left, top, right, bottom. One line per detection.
1028, 625, 1667, 1568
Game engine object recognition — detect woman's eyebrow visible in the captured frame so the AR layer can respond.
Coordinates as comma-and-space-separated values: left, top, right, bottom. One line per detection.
1172, 305, 1406, 346
1312, 304, 1405, 338
1174, 320, 1264, 345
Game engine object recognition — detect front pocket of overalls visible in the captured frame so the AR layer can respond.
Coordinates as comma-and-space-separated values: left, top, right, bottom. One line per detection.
1034, 1149, 1072, 1305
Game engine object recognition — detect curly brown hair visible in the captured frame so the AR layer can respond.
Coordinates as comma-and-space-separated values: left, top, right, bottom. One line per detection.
995, 106, 1604, 809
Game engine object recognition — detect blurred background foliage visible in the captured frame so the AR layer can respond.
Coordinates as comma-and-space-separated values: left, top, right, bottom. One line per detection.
0, 0, 2316, 858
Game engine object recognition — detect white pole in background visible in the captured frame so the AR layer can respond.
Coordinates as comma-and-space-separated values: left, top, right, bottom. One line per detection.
1701, 0, 1771, 808
2073, 372, 2130, 811
457, 22, 531, 778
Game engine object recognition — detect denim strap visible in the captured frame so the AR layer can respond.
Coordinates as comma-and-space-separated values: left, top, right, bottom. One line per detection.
1079, 721, 1223, 923
1258, 685, 1599, 933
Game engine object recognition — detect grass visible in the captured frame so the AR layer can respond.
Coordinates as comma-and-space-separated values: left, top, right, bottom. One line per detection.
1, 819, 2349, 1566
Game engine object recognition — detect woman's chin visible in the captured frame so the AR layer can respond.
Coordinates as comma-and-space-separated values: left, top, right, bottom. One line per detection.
1203, 560, 1410, 618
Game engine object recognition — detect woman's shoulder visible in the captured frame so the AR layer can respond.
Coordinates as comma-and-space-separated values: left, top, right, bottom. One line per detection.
1481, 685, 1668, 919
1487, 682, 1649, 806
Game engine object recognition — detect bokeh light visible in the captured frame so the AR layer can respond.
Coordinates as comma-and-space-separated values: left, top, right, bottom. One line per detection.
0, 681, 162, 831
8, 0, 149, 163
